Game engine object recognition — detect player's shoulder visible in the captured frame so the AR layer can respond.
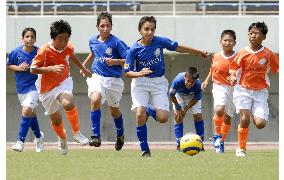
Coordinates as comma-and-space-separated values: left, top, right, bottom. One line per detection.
175, 72, 185, 81
89, 35, 98, 43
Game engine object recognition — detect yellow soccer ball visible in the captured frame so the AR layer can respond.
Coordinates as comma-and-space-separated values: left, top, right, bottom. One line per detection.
180, 133, 203, 156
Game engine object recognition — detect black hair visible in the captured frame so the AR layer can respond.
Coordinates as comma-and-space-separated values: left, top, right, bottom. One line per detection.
22, 27, 36, 40
248, 21, 268, 35
50, 20, 72, 39
138, 16, 156, 31
97, 12, 112, 26
186, 66, 199, 80
221, 30, 236, 41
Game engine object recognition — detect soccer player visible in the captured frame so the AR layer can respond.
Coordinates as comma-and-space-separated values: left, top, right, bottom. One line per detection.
201, 30, 237, 153
169, 66, 205, 151
81, 12, 128, 151
124, 16, 208, 157
228, 22, 279, 157
7, 27, 44, 153
30, 20, 92, 155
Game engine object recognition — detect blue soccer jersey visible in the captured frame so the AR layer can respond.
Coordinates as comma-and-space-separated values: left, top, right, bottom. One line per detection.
7, 46, 38, 94
89, 34, 129, 77
169, 73, 202, 100
124, 36, 178, 78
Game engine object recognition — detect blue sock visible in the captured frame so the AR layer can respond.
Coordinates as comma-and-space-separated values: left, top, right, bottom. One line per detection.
18, 116, 31, 142
30, 115, 41, 138
174, 123, 184, 145
90, 109, 101, 137
136, 124, 149, 152
146, 106, 157, 121
114, 114, 124, 137
194, 120, 204, 141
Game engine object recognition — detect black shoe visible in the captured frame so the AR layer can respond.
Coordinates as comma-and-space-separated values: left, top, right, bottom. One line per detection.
89, 136, 101, 147
115, 135, 124, 151
176, 145, 181, 152
141, 150, 151, 157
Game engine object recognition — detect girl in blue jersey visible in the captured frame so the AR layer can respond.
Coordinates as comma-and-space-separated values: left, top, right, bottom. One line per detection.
7, 27, 44, 152
169, 67, 205, 151
124, 16, 209, 157
82, 12, 128, 151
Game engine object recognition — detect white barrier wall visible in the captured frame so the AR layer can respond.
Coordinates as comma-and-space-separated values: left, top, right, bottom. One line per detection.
6, 16, 279, 53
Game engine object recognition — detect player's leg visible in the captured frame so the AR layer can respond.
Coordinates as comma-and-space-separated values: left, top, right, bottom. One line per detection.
251, 88, 269, 129
191, 100, 204, 141
221, 114, 231, 142
173, 108, 184, 151
109, 106, 124, 151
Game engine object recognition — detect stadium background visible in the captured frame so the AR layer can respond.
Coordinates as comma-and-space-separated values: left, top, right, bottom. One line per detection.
6, 3, 279, 143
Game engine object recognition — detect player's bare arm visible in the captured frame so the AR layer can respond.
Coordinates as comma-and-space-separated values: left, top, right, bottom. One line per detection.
169, 94, 184, 120
125, 68, 152, 78
227, 70, 237, 85
7, 61, 29, 72
70, 54, 92, 78
176, 45, 209, 59
30, 64, 65, 74
105, 58, 125, 66
183, 98, 198, 114
201, 68, 212, 91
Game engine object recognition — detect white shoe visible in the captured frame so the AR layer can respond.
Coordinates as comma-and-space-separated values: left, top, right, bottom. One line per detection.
12, 141, 24, 152
34, 131, 44, 152
236, 149, 246, 157
58, 137, 68, 155
73, 131, 89, 146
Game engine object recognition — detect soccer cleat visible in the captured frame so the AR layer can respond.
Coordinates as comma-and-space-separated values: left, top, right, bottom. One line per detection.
176, 144, 181, 152
34, 131, 44, 152
12, 141, 24, 152
115, 135, 124, 151
58, 137, 68, 155
141, 150, 151, 157
73, 131, 89, 146
89, 136, 101, 147
236, 149, 246, 157
216, 141, 224, 153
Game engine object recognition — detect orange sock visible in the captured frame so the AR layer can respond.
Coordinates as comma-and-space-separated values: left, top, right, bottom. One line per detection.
221, 123, 231, 141
238, 125, 249, 150
51, 120, 66, 139
65, 106, 80, 134
214, 115, 223, 135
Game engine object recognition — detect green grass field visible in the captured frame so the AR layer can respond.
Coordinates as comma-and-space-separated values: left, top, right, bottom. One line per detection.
7, 149, 278, 180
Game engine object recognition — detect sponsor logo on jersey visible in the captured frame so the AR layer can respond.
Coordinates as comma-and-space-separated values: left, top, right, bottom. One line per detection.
105, 47, 112, 56
154, 48, 161, 57
259, 58, 267, 66
124, 63, 129, 69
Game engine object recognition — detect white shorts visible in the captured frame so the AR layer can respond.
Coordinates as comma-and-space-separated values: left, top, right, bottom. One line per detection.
212, 83, 235, 117
172, 93, 202, 114
87, 73, 124, 107
131, 76, 169, 112
38, 76, 73, 116
233, 84, 269, 121
18, 90, 39, 110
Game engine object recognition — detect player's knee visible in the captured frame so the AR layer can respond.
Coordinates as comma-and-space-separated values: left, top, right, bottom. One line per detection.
21, 107, 33, 117
254, 118, 266, 129
109, 107, 121, 118
215, 106, 225, 117
174, 117, 183, 124
157, 115, 168, 123
193, 113, 202, 121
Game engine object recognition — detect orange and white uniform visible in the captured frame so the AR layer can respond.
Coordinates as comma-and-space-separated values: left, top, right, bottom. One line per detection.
229, 47, 279, 120
211, 51, 237, 117
31, 41, 75, 115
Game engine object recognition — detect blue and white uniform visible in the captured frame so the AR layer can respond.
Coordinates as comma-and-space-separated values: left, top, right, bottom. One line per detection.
125, 36, 178, 111
87, 34, 128, 107
7, 46, 39, 109
169, 72, 202, 114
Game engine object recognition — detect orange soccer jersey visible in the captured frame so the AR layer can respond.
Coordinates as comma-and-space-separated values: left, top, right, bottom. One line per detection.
230, 47, 279, 90
211, 51, 237, 86
31, 42, 74, 93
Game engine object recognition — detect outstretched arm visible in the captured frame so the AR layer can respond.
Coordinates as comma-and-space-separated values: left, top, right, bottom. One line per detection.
105, 58, 125, 66
124, 68, 152, 78
176, 45, 209, 58
201, 68, 212, 91
7, 61, 29, 72
70, 54, 92, 78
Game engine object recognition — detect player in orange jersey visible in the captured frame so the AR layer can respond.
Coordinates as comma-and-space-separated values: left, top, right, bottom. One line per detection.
202, 30, 237, 153
30, 20, 92, 155
228, 22, 279, 157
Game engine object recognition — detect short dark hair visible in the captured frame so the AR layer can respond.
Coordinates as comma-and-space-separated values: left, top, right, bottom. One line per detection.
22, 27, 36, 40
97, 12, 112, 26
138, 16, 156, 31
221, 30, 236, 41
248, 21, 268, 35
186, 66, 199, 80
50, 20, 72, 39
